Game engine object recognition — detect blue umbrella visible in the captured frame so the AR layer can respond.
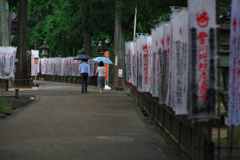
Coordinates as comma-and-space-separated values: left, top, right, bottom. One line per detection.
93, 57, 113, 64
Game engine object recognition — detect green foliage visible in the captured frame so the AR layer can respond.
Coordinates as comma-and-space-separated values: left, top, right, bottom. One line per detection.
29, 0, 75, 56
28, 0, 115, 56
0, 97, 12, 114
119, 0, 173, 40
27, 0, 186, 56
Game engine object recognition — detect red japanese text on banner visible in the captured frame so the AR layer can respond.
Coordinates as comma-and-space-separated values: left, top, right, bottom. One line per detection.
188, 0, 217, 114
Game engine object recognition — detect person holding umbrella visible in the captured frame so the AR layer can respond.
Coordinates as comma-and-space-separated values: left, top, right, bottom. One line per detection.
96, 61, 105, 94
93, 56, 113, 93
79, 58, 90, 93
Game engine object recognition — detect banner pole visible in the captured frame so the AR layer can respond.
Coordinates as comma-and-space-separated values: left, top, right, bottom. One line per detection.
133, 7, 137, 41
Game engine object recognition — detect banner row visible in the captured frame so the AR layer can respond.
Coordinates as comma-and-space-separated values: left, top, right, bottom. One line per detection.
126, 0, 240, 126
31, 54, 96, 77
125, 0, 217, 116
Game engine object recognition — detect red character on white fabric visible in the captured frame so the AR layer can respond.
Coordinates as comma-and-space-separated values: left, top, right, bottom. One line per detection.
196, 11, 209, 28
232, 18, 237, 32
198, 32, 208, 45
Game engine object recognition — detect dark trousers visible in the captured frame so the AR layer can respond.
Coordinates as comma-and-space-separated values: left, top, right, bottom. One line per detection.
81, 73, 88, 93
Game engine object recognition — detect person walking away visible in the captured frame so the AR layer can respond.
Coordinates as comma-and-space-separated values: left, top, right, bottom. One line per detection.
79, 59, 90, 93
97, 61, 105, 94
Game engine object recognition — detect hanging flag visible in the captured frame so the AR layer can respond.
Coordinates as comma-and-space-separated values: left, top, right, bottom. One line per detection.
142, 36, 152, 93
39, 57, 94, 77
132, 41, 137, 87
40, 58, 46, 75
150, 26, 162, 97
159, 23, 172, 105
155, 26, 163, 99
129, 42, 135, 85
0, 47, 16, 80
228, 0, 240, 126
171, 9, 189, 115
125, 42, 134, 84
31, 50, 40, 76
136, 36, 144, 92
188, 0, 217, 114
150, 29, 156, 96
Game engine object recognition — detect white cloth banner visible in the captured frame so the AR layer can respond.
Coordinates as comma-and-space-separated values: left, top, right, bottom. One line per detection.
159, 23, 172, 105
152, 26, 163, 98
31, 50, 40, 76
132, 42, 137, 87
171, 9, 189, 115
89, 60, 96, 77
188, 0, 217, 114
228, 0, 240, 126
125, 42, 132, 83
0, 47, 16, 80
125, 42, 135, 85
150, 28, 157, 96
142, 36, 152, 93
136, 36, 144, 92
130, 42, 135, 85
40, 57, 96, 77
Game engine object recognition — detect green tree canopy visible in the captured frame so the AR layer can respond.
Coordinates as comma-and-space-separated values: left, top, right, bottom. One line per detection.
27, 0, 188, 56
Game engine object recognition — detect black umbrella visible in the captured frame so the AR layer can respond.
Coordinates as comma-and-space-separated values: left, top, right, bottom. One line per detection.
74, 54, 90, 60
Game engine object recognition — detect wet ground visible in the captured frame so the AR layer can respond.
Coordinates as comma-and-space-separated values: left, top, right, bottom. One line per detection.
0, 81, 187, 160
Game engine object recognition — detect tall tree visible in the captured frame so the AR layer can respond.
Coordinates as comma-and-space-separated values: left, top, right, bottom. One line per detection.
114, 0, 124, 68
0, 0, 10, 46
71, 0, 115, 56
80, 0, 92, 56
27, 0, 187, 57
112, 0, 125, 89
28, 0, 115, 56
15, 0, 30, 86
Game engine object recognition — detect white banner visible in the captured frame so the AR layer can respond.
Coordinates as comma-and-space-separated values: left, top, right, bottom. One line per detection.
169, 9, 189, 115
125, 42, 132, 83
159, 23, 172, 105
136, 36, 143, 92
188, 0, 217, 114
150, 25, 163, 98
133, 42, 137, 87
31, 50, 40, 76
40, 57, 96, 77
130, 42, 135, 85
89, 60, 96, 77
125, 42, 135, 85
0, 47, 16, 80
228, 0, 240, 126
142, 36, 152, 93
150, 28, 157, 96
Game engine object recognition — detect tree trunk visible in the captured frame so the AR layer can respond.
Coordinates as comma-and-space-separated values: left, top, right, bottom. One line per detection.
83, 31, 91, 56
81, 1, 92, 56
114, 0, 124, 68
0, 0, 10, 46
113, 0, 124, 90
15, 0, 31, 87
